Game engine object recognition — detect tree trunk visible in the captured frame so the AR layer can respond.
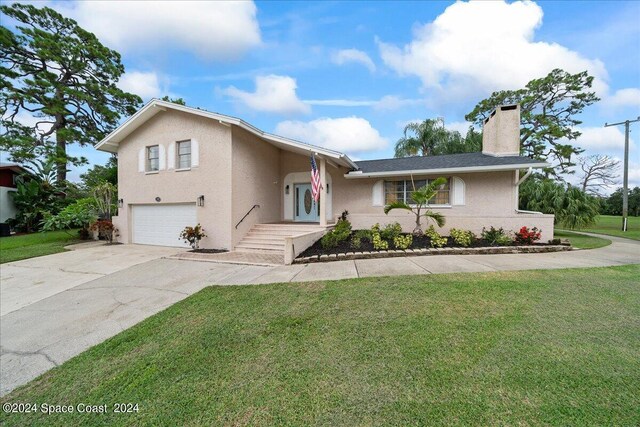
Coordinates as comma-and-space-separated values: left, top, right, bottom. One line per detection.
55, 132, 67, 185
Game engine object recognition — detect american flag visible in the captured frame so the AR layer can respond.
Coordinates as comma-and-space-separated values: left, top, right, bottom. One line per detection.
310, 155, 323, 202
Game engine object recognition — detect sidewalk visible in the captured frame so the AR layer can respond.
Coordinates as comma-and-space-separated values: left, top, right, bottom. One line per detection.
248, 233, 639, 284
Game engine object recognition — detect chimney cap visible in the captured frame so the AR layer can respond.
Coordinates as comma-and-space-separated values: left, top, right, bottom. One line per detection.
484, 104, 520, 124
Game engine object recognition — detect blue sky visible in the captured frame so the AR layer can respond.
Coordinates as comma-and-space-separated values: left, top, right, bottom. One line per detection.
5, 1, 640, 188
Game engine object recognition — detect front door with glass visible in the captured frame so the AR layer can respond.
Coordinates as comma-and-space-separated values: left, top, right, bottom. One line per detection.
294, 183, 319, 222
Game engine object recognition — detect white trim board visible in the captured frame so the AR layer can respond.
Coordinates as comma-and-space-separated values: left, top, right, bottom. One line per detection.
344, 162, 549, 178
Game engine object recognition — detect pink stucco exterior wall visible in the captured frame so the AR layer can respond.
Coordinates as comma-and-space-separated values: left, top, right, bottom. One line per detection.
279, 151, 554, 241
112, 111, 554, 248
231, 126, 282, 247
113, 109, 233, 249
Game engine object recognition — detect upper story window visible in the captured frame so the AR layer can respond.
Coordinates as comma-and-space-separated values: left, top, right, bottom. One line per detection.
384, 178, 450, 205
176, 140, 191, 169
147, 145, 159, 172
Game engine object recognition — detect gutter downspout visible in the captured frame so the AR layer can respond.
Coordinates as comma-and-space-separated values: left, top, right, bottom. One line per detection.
517, 167, 533, 186
515, 167, 543, 214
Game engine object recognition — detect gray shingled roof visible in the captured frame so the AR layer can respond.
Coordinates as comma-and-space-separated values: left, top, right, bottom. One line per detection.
353, 152, 546, 173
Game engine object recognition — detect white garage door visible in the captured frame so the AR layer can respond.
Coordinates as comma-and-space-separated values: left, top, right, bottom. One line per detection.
132, 204, 197, 247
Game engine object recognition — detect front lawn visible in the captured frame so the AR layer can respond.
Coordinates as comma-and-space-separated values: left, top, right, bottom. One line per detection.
554, 230, 611, 249
2, 265, 639, 426
578, 215, 640, 240
0, 230, 80, 264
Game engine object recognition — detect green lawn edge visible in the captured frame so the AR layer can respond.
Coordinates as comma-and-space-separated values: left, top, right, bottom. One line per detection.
554, 230, 611, 249
0, 230, 80, 264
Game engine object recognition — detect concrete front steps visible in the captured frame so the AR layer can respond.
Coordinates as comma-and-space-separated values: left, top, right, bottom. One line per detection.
235, 223, 327, 255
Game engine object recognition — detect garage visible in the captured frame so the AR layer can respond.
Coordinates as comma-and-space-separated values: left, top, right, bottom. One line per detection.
131, 204, 197, 247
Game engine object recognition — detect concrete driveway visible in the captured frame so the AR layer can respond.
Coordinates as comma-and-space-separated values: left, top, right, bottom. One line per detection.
0, 244, 272, 395
1, 235, 638, 396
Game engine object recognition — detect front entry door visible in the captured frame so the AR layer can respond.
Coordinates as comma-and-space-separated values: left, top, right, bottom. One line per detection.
294, 183, 319, 222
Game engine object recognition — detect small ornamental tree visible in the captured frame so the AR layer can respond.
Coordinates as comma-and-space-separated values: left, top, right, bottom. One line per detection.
384, 177, 447, 236
180, 224, 207, 249
89, 219, 116, 244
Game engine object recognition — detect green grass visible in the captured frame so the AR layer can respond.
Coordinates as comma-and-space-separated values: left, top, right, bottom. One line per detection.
577, 215, 640, 241
554, 230, 611, 249
0, 230, 80, 263
2, 265, 639, 426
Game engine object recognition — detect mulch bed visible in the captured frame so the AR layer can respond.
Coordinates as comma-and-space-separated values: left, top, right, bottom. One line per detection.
299, 232, 552, 259
189, 249, 228, 254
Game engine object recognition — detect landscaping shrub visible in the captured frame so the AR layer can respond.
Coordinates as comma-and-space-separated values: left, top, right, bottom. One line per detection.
321, 218, 351, 249
41, 198, 98, 238
370, 223, 389, 250
372, 232, 389, 250
425, 225, 447, 248
515, 226, 542, 244
380, 222, 403, 241
8, 178, 61, 232
353, 229, 372, 241
481, 226, 513, 246
450, 228, 474, 247
520, 177, 600, 229
350, 229, 372, 250
393, 234, 413, 250
90, 219, 117, 244
179, 224, 207, 249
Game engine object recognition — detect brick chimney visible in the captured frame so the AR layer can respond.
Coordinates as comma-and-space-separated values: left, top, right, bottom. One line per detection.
482, 104, 521, 157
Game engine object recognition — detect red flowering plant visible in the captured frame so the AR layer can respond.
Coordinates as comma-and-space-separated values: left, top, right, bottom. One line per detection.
515, 226, 541, 244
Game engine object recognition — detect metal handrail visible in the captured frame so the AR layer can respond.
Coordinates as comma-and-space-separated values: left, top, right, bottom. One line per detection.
235, 204, 260, 229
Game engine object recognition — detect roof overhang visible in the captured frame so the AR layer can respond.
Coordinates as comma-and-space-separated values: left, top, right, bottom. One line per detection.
344, 162, 550, 179
95, 99, 358, 169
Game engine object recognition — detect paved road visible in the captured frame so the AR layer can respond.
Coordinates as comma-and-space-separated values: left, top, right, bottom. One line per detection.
1, 235, 638, 395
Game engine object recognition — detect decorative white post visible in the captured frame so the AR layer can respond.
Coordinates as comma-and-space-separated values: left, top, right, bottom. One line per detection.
319, 156, 327, 226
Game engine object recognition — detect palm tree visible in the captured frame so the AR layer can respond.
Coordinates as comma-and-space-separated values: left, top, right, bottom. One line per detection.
384, 177, 447, 236
394, 118, 450, 157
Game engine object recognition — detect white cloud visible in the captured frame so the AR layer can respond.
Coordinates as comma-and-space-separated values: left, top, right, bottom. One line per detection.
603, 88, 640, 109
118, 71, 162, 99
59, 1, 261, 60
304, 95, 422, 111
331, 49, 376, 72
275, 117, 388, 154
223, 75, 310, 115
373, 96, 423, 111
572, 126, 635, 152
305, 99, 375, 107
445, 121, 474, 134
378, 1, 609, 98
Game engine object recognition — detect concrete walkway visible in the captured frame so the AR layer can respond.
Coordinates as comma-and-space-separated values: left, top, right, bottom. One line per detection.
1, 234, 637, 396
247, 233, 638, 284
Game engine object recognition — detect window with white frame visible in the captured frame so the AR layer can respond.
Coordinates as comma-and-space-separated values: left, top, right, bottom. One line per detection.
147, 145, 159, 172
176, 140, 191, 169
384, 178, 450, 205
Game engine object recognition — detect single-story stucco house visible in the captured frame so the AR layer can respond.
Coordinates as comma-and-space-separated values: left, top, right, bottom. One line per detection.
96, 99, 553, 263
